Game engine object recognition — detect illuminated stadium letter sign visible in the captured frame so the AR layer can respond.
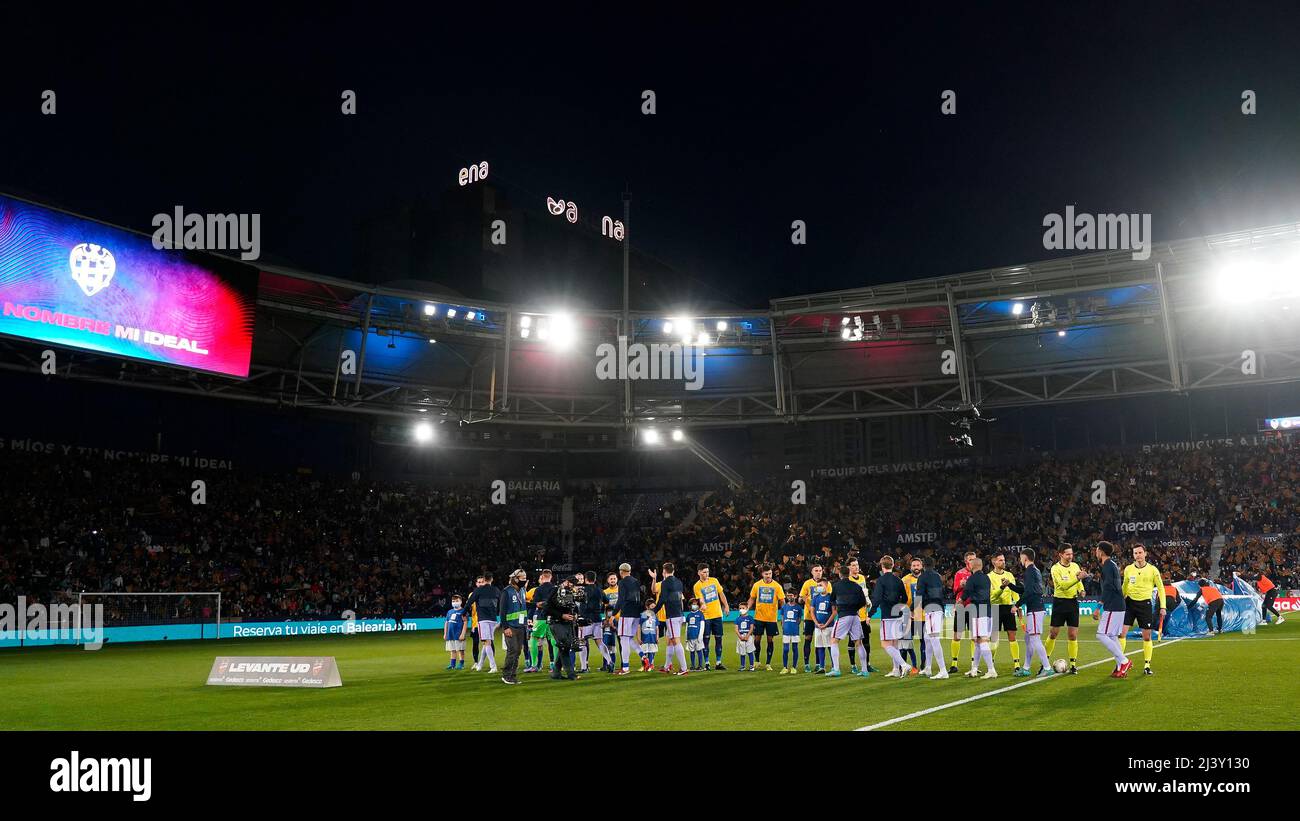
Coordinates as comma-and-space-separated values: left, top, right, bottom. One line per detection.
0, 194, 258, 378
547, 196, 578, 224
458, 160, 489, 187
601, 215, 625, 241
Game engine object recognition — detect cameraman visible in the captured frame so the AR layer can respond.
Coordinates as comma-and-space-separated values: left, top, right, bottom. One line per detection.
542, 575, 583, 681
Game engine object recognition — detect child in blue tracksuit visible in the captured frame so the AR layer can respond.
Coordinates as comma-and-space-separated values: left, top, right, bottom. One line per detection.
735, 607, 756, 671
639, 602, 659, 669
601, 609, 617, 673
779, 597, 802, 674
685, 600, 706, 670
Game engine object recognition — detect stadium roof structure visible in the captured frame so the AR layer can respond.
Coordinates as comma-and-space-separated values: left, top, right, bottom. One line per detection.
8, 221, 1300, 434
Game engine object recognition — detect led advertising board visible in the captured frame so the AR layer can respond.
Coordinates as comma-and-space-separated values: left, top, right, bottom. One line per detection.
0, 194, 257, 377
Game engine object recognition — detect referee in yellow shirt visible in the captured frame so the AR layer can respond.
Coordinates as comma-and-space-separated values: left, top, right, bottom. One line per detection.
1046, 544, 1087, 674
987, 553, 1021, 672
1120, 543, 1167, 676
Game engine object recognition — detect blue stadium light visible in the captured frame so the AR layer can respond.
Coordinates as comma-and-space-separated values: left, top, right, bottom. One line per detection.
424, 304, 438, 317
1012, 302, 1024, 316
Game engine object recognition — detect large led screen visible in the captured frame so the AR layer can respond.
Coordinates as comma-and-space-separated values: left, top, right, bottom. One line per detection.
0, 194, 257, 377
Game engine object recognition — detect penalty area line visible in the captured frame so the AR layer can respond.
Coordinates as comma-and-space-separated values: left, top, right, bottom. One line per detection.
856, 637, 1187, 731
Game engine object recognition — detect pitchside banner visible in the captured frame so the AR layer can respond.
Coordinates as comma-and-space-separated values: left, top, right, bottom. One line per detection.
0, 194, 257, 377
207, 656, 342, 688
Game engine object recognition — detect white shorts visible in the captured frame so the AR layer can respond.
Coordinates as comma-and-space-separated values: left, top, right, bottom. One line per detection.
736, 637, 755, 655
685, 638, 704, 652
834, 615, 864, 642
641, 642, 659, 655
579, 623, 602, 640
972, 615, 992, 639
879, 615, 907, 641
1023, 610, 1045, 636
477, 620, 497, 641
782, 634, 801, 644
924, 609, 944, 637
814, 626, 834, 648
618, 616, 640, 638
445, 640, 465, 652
1097, 609, 1125, 638
664, 617, 684, 640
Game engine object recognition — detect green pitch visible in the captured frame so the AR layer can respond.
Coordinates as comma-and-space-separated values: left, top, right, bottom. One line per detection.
2, 622, 1296, 730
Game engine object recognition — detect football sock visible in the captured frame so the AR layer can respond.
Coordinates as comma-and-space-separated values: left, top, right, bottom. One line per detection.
483, 644, 497, 672
1067, 639, 1079, 664
815, 647, 825, 668
829, 643, 840, 672
1044, 636, 1056, 657
1009, 639, 1020, 664
620, 636, 636, 668
1032, 635, 1050, 668
675, 644, 687, 671
926, 636, 944, 672
886, 645, 907, 671
1098, 634, 1126, 665
847, 642, 857, 666
950, 639, 961, 665
1143, 638, 1153, 663
766, 641, 774, 664
979, 643, 994, 669
716, 642, 724, 664
803, 638, 812, 665
1118, 635, 1127, 653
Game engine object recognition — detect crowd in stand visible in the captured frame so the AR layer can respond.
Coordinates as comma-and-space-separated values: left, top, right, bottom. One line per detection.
0, 435, 1296, 624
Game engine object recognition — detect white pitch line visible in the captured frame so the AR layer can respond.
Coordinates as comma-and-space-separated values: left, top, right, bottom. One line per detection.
856, 637, 1187, 731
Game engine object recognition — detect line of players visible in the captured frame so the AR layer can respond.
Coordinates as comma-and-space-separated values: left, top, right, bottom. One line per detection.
441, 540, 1270, 681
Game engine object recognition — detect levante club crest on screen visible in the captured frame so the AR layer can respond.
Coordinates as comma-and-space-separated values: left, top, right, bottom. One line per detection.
68, 243, 116, 297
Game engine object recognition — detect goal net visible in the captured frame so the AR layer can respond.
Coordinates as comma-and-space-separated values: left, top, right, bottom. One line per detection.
77, 592, 222, 643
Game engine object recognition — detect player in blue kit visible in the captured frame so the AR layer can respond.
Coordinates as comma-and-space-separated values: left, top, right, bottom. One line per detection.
685, 599, 706, 670
779, 593, 802, 674
735, 606, 756, 671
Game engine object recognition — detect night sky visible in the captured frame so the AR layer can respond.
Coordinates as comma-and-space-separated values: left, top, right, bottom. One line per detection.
3, 5, 1300, 308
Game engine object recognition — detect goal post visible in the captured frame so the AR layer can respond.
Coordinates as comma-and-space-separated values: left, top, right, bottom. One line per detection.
77, 592, 222, 643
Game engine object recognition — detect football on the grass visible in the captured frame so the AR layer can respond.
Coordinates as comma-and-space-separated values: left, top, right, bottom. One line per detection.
1052, 659, 1069, 673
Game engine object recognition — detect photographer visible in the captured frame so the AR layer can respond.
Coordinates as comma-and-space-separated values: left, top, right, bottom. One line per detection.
542, 574, 583, 681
